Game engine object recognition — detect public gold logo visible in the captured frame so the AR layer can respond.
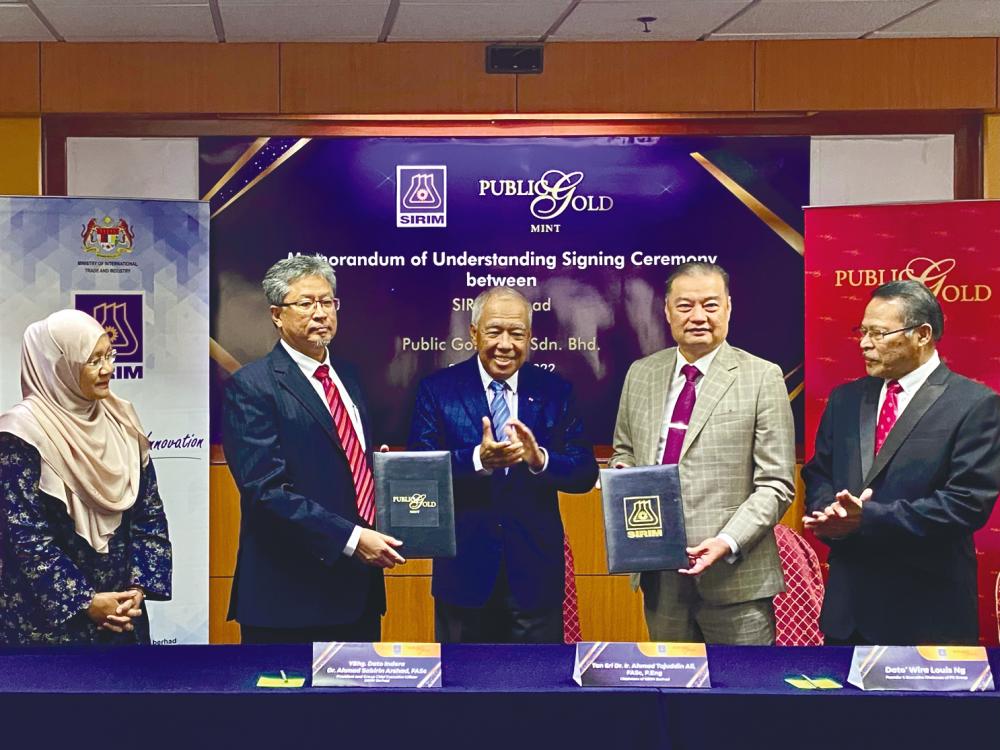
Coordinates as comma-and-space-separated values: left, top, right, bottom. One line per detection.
834, 257, 991, 303
624, 495, 663, 539
392, 492, 438, 514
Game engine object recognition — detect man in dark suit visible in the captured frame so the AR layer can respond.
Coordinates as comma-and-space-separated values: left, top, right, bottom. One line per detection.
223, 256, 404, 644
803, 279, 1000, 645
409, 287, 598, 643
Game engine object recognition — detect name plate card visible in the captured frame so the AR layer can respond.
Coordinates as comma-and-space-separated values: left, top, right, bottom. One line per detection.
312, 642, 442, 688
848, 646, 994, 692
573, 642, 710, 688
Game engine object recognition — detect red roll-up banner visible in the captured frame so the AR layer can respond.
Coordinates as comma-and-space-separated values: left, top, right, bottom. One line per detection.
804, 200, 1000, 646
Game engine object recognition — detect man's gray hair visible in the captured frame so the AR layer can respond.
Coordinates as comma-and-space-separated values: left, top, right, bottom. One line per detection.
871, 279, 944, 341
262, 255, 337, 305
665, 261, 730, 299
470, 287, 533, 327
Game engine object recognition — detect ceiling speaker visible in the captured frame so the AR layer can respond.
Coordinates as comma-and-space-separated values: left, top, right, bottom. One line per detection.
486, 44, 544, 74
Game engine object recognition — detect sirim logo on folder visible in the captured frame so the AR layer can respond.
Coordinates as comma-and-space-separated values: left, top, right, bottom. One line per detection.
624, 496, 663, 539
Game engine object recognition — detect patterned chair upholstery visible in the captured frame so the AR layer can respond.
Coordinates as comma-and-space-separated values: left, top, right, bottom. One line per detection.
773, 524, 825, 646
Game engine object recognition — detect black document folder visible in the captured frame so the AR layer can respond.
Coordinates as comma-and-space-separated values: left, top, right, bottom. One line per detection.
600, 464, 688, 573
373, 451, 456, 559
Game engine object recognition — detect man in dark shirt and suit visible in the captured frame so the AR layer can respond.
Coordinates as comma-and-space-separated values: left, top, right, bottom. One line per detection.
409, 287, 598, 643
804, 280, 1000, 645
223, 255, 404, 644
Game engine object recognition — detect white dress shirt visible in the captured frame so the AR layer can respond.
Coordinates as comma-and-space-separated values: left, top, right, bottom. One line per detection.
472, 358, 549, 475
877, 350, 941, 417
656, 344, 739, 557
280, 339, 364, 556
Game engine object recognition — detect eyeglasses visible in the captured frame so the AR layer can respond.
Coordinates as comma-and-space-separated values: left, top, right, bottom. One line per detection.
851, 325, 920, 342
275, 298, 340, 314
84, 350, 117, 369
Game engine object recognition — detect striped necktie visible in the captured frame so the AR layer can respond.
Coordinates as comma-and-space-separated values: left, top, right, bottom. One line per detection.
489, 379, 510, 441
313, 364, 375, 525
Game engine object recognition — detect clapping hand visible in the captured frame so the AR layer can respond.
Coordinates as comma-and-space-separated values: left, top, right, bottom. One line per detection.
479, 416, 525, 470
506, 418, 546, 471
803, 488, 872, 539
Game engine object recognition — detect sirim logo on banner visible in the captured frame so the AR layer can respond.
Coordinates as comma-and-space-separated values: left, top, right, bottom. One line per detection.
396, 165, 447, 228
74, 292, 145, 380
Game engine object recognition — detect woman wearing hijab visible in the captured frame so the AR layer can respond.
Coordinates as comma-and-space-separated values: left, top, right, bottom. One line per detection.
0, 309, 171, 645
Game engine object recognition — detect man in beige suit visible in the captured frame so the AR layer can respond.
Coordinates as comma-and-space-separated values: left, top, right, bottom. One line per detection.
610, 262, 795, 644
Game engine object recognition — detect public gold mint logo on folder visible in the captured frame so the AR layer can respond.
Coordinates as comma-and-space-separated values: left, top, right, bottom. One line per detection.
392, 492, 438, 513
388, 480, 440, 528
624, 496, 663, 539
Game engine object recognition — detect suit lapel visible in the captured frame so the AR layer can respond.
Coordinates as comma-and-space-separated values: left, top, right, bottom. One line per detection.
858, 378, 879, 480
330, 354, 372, 454
680, 343, 736, 461
270, 343, 341, 451
516, 366, 545, 433
457, 356, 492, 428
646, 349, 676, 466
862, 363, 950, 487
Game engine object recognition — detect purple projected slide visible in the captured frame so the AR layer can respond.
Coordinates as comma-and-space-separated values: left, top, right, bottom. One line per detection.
203, 135, 807, 448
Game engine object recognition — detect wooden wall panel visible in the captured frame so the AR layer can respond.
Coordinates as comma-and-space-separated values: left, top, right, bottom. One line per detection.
281, 43, 516, 114
209, 577, 240, 645
986, 115, 1000, 198
209, 464, 240, 578
387, 559, 433, 576
756, 38, 998, 112
0, 44, 39, 114
576, 575, 648, 641
383, 577, 434, 642
0, 118, 41, 194
41, 43, 279, 113
517, 42, 753, 113
781, 465, 805, 533
560, 488, 607, 576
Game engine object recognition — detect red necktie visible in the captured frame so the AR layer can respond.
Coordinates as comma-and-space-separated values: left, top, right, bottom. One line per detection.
874, 380, 903, 455
662, 364, 702, 464
313, 365, 375, 525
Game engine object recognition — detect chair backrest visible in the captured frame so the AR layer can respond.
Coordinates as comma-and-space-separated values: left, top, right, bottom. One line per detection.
563, 536, 582, 644
773, 524, 825, 646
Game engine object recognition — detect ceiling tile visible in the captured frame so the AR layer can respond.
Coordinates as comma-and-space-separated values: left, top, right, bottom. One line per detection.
0, 3, 56, 40
554, 1, 752, 41
35, 1, 206, 5
35, 2, 218, 41
390, 1, 567, 41
710, 0, 927, 40
219, 1, 390, 42
873, 0, 1000, 37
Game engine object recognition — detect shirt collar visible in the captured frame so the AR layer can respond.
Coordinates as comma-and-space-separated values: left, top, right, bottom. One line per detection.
280, 338, 330, 375
477, 356, 519, 395
673, 344, 723, 381
894, 350, 940, 394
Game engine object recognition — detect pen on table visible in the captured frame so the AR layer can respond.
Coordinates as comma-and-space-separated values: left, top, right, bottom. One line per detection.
280, 670, 288, 683
800, 674, 818, 688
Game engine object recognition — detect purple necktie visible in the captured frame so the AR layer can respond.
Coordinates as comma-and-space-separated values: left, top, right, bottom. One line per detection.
662, 364, 702, 465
